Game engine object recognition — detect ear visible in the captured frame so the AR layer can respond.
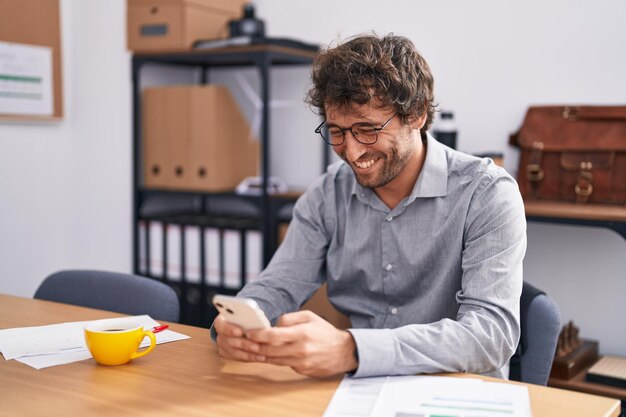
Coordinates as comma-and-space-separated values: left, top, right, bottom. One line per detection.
409, 113, 427, 130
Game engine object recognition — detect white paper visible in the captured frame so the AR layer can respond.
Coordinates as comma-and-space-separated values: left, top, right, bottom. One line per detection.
0, 315, 190, 369
322, 377, 387, 417
16, 350, 93, 369
324, 375, 533, 417
0, 41, 53, 116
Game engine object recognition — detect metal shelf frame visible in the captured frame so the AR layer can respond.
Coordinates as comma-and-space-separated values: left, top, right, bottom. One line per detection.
131, 45, 317, 326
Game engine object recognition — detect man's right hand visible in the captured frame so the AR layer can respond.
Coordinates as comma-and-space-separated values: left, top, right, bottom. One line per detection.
213, 315, 267, 363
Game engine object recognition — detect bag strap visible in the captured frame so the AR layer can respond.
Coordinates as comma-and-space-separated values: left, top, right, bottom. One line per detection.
562, 106, 626, 121
509, 282, 546, 381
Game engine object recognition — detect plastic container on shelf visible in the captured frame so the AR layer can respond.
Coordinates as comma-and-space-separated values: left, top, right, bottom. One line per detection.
433, 111, 457, 150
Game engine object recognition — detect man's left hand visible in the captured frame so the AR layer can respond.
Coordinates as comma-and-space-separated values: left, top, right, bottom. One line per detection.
245, 310, 358, 378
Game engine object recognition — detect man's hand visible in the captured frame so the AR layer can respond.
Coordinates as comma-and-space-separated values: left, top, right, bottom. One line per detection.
246, 310, 358, 378
215, 310, 358, 378
214, 315, 268, 363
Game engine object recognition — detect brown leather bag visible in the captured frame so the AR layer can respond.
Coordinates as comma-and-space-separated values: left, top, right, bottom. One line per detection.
510, 105, 626, 205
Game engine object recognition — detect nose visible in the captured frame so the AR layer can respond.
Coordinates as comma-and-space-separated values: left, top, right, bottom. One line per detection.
343, 130, 368, 161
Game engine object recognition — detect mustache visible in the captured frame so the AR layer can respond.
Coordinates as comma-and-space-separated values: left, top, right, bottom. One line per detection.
339, 151, 386, 163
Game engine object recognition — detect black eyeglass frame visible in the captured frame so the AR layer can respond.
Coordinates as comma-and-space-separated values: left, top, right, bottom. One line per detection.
314, 113, 397, 146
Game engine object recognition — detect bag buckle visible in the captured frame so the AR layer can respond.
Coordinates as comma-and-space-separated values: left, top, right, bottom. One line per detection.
526, 164, 544, 182
525, 142, 545, 199
563, 106, 579, 121
575, 162, 594, 203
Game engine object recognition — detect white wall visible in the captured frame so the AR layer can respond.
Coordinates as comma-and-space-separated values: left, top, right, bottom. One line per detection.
0, 0, 132, 297
0, 0, 624, 354
254, 0, 626, 356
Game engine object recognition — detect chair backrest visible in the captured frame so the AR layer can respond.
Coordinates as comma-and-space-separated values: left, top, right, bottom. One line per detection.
509, 281, 561, 385
34, 270, 180, 322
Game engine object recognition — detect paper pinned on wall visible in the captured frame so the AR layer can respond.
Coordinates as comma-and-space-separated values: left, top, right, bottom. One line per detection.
0, 41, 53, 116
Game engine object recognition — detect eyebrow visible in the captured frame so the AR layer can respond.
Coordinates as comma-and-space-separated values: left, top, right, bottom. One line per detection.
325, 118, 378, 128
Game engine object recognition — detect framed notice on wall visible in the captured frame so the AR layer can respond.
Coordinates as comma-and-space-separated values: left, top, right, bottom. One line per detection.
0, 42, 54, 116
0, 0, 63, 120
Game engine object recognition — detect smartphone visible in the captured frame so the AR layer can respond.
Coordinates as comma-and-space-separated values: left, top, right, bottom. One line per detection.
212, 295, 271, 332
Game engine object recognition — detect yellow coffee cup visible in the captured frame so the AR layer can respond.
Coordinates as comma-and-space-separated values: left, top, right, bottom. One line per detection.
84, 318, 156, 366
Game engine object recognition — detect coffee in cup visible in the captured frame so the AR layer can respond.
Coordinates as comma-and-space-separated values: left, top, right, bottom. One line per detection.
84, 318, 156, 365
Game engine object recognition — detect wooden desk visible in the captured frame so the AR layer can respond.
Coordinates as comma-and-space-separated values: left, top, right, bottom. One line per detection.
524, 200, 626, 241
0, 294, 621, 417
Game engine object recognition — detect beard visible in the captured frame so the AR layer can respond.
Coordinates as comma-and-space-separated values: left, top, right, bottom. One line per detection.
339, 139, 414, 189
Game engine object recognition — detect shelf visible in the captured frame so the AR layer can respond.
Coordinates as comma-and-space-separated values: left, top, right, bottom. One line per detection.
131, 43, 316, 326
525, 200, 626, 241
138, 187, 302, 202
132, 44, 315, 268
549, 357, 626, 402
133, 44, 316, 68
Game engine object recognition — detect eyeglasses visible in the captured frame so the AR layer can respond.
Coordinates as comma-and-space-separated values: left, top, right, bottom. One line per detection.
314, 113, 397, 146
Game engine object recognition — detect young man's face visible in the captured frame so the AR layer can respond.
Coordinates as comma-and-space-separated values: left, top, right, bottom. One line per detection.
326, 102, 419, 190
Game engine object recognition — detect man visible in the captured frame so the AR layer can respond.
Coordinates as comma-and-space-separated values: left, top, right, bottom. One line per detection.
213, 34, 526, 379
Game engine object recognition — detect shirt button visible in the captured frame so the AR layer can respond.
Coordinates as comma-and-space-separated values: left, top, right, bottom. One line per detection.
390, 307, 398, 315
385, 264, 393, 271
386, 215, 393, 222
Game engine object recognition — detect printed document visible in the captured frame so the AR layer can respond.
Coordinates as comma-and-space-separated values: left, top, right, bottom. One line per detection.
324, 375, 532, 417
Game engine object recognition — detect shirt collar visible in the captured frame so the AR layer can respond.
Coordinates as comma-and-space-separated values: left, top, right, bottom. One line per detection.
408, 133, 448, 201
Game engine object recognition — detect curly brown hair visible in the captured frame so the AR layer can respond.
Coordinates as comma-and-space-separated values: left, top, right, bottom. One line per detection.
306, 34, 435, 131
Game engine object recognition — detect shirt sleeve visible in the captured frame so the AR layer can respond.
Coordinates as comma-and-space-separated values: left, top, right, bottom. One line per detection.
349, 172, 526, 378
234, 176, 333, 324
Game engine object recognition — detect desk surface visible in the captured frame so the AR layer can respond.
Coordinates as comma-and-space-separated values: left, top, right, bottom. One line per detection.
0, 294, 620, 417
524, 200, 626, 222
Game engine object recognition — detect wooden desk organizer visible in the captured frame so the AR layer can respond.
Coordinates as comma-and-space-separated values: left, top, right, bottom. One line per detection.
551, 340, 599, 380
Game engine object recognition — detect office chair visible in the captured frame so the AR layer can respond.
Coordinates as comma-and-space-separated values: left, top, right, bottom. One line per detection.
34, 270, 180, 322
509, 281, 561, 385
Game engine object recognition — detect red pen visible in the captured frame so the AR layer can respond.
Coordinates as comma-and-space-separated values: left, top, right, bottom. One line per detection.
152, 325, 169, 334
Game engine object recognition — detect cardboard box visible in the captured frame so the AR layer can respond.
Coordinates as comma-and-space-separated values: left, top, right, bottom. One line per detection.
143, 85, 259, 192
127, 0, 246, 52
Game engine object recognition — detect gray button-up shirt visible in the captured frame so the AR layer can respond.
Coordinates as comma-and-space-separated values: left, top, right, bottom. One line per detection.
238, 135, 526, 379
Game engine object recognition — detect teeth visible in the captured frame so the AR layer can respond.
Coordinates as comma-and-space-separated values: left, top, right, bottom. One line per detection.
355, 159, 376, 169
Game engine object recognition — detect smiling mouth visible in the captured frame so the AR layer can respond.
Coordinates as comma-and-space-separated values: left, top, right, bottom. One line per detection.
354, 157, 379, 169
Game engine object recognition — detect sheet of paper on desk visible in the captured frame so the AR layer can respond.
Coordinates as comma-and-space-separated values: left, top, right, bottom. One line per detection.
322, 376, 387, 417
0, 315, 190, 369
324, 375, 532, 417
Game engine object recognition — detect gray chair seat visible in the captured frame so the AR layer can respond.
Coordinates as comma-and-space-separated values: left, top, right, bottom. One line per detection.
34, 270, 180, 322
